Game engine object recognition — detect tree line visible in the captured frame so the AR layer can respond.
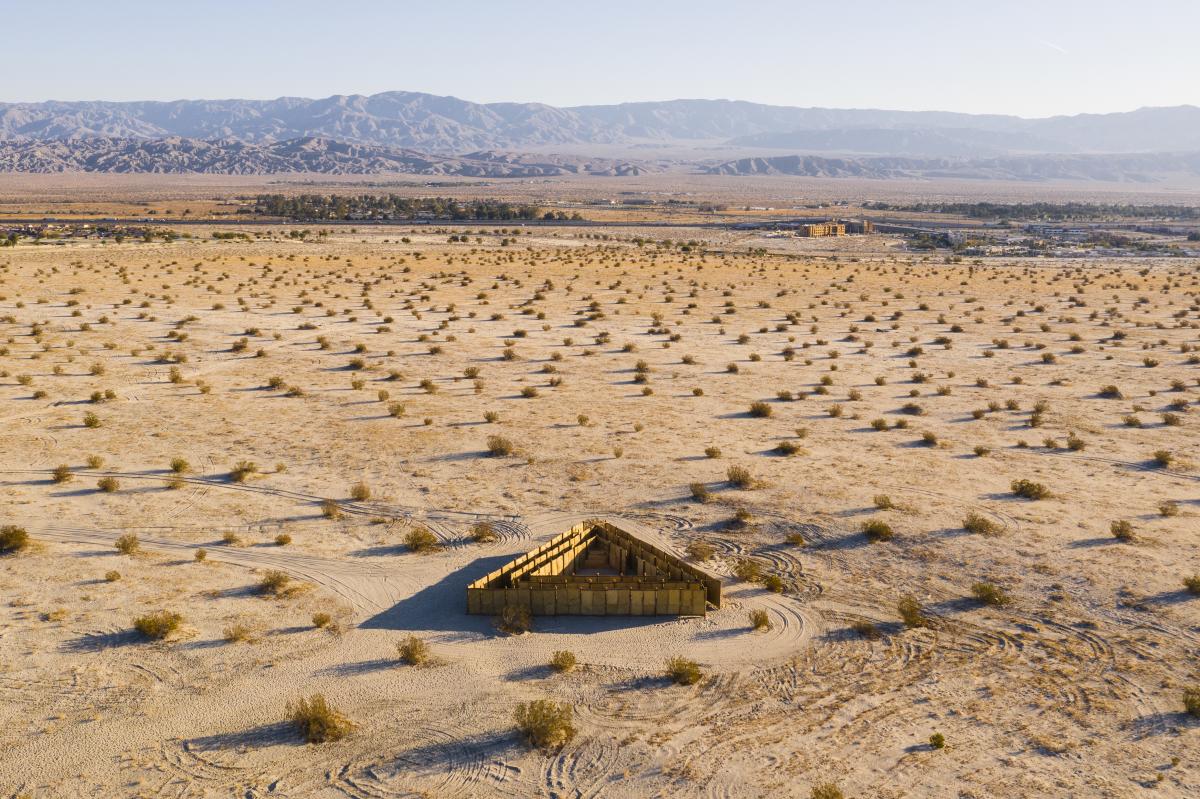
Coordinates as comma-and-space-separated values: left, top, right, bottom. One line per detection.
253, 194, 553, 222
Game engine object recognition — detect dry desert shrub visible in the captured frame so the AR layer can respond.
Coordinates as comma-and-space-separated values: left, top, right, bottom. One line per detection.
97, 476, 120, 493
404, 527, 440, 553
223, 623, 256, 643
862, 519, 894, 543
496, 604, 532, 635
749, 609, 771, 630
133, 610, 182, 640
689, 482, 711, 503
229, 460, 258, 482
776, 440, 803, 456
811, 783, 844, 799
114, 533, 139, 554
733, 558, 763, 582
851, 619, 880, 640
470, 521, 498, 543
396, 635, 431, 665
321, 499, 342, 519
1011, 479, 1049, 500
312, 612, 333, 628
666, 656, 703, 685
0, 525, 31, 554
748, 401, 772, 418
971, 582, 1011, 607
514, 700, 576, 749
52, 464, 73, 483
898, 595, 929, 629
104, 570, 121, 582
1110, 520, 1136, 542
257, 570, 295, 596
487, 435, 515, 456
289, 694, 354, 743
726, 465, 755, 489
1185, 687, 1200, 718
963, 512, 1000, 536
550, 650, 577, 672
685, 540, 715, 561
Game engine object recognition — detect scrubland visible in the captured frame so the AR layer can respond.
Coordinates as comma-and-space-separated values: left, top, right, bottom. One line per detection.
1, 223, 1198, 797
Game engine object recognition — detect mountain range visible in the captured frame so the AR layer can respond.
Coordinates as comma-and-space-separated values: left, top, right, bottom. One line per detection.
0, 136, 655, 177
1, 91, 1199, 180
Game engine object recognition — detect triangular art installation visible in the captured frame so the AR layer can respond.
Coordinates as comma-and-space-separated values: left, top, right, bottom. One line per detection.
466, 519, 721, 617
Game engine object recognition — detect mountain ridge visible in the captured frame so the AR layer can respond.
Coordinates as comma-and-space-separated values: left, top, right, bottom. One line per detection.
2, 92, 1198, 156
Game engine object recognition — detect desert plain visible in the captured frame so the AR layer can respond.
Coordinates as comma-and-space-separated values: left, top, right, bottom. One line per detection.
1, 180, 1199, 799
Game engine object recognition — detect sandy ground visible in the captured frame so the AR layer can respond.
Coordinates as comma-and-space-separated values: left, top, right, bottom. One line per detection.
1, 226, 1198, 798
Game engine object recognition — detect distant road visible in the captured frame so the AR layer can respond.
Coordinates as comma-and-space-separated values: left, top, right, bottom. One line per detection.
0, 216, 730, 230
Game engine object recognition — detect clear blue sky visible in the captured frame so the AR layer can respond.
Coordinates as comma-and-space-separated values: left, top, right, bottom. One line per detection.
4, 0, 1198, 117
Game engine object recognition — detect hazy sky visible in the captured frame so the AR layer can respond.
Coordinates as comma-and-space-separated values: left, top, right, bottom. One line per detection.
4, 0, 1198, 117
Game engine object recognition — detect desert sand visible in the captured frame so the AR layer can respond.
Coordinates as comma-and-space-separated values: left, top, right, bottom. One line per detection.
1, 221, 1198, 798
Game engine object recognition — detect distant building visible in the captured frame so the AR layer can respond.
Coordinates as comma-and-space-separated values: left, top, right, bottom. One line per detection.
794, 219, 873, 237
797, 221, 846, 237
